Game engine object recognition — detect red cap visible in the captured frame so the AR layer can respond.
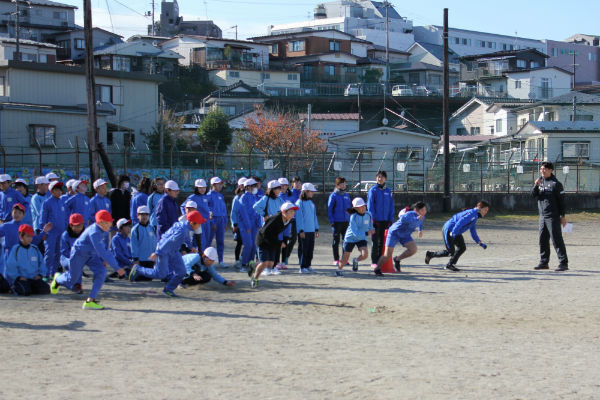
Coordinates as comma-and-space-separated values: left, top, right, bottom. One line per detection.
18, 224, 35, 236
186, 210, 206, 224
12, 203, 26, 212
95, 209, 114, 223
69, 213, 85, 225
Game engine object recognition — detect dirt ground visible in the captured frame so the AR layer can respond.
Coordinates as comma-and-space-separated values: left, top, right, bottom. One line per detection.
1, 214, 599, 399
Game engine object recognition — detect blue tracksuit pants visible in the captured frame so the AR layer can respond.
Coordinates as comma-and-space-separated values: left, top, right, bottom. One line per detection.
56, 253, 107, 299
208, 216, 226, 262
44, 232, 61, 276
299, 232, 316, 269
136, 252, 186, 292
240, 226, 257, 265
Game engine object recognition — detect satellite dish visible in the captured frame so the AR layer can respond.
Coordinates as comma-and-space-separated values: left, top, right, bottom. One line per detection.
382, 118, 388, 126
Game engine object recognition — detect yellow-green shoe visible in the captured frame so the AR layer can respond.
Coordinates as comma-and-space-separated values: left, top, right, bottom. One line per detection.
82, 300, 104, 310
50, 273, 61, 295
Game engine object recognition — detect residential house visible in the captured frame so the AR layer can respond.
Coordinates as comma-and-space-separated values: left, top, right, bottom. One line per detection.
0, 37, 57, 63
49, 27, 123, 62
460, 49, 572, 100
564, 34, 600, 47
0, 60, 162, 152
0, 0, 77, 42
269, 0, 414, 51
297, 113, 360, 146
153, 0, 221, 38
513, 91, 600, 129
94, 41, 182, 78
544, 39, 600, 85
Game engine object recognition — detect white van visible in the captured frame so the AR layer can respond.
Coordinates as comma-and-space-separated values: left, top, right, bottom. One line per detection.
391, 85, 414, 96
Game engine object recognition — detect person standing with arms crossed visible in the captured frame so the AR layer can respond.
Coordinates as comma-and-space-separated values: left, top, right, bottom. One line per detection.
531, 161, 569, 271
367, 171, 394, 268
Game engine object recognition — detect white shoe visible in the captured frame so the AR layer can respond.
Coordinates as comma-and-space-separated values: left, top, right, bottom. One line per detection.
300, 268, 310, 274
234, 260, 242, 269
239, 266, 248, 273
220, 262, 230, 268
263, 268, 273, 276
271, 268, 282, 275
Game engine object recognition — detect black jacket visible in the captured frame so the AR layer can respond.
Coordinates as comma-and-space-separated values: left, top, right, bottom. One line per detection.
256, 212, 288, 248
109, 188, 132, 221
531, 174, 566, 218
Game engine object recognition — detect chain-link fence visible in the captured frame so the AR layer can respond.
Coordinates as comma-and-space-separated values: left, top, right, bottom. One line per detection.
1, 145, 599, 194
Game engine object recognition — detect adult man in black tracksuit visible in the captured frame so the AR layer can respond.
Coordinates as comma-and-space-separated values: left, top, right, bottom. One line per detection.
531, 161, 569, 271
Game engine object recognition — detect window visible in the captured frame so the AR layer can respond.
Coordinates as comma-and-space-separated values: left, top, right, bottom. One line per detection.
57, 40, 69, 48
519, 118, 528, 128
470, 127, 480, 135
530, 61, 540, 68
21, 53, 37, 62
107, 131, 113, 146
516, 59, 526, 68
479, 40, 486, 48
290, 40, 305, 52
262, 72, 270, 80
456, 127, 467, 135
562, 142, 589, 159
123, 133, 135, 147
454, 37, 460, 45
96, 84, 112, 103
495, 119, 502, 133
570, 114, 593, 121
53, 11, 67, 19
466, 61, 473, 72
488, 41, 495, 48
462, 38, 470, 46
112, 56, 130, 72
74, 39, 85, 50
29, 125, 56, 147
270, 43, 278, 54
552, 48, 558, 56
329, 40, 340, 52
287, 74, 297, 80
515, 80, 521, 89
229, 71, 240, 77
545, 111, 555, 121
39, 54, 47, 63
325, 65, 335, 76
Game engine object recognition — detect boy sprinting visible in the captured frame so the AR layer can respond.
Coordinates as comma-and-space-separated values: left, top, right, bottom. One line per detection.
5, 224, 49, 296
374, 201, 427, 276
336, 198, 374, 276
424, 201, 490, 272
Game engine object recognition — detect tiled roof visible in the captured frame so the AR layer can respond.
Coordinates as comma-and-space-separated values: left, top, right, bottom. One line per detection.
298, 113, 360, 120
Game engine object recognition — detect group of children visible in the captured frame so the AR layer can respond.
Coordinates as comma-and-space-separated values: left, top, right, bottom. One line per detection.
0, 169, 498, 310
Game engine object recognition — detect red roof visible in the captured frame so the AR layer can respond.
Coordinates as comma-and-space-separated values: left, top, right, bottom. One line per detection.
298, 113, 360, 120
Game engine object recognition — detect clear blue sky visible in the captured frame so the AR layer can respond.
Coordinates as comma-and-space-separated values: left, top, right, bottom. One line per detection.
65, 0, 600, 44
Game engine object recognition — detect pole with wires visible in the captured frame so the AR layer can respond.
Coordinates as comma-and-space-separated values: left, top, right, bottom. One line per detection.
84, 0, 100, 184
442, 8, 451, 212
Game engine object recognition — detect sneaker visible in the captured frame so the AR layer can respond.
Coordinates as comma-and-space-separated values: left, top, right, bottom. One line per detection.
306, 267, 315, 274
300, 268, 310, 274
425, 251, 433, 265
276, 263, 288, 270
271, 268, 282, 275
534, 264, 549, 270
248, 261, 255, 277
393, 256, 401, 272
374, 268, 384, 277
444, 264, 460, 272
239, 266, 248, 273
555, 264, 569, 272
371, 263, 378, 269
250, 278, 259, 288
128, 264, 139, 282
335, 269, 343, 277
220, 262, 230, 268
50, 272, 60, 295
82, 300, 104, 310
233, 260, 242, 269
263, 268, 273, 276
73, 284, 83, 294
162, 289, 178, 298
352, 258, 359, 272
333, 260, 340, 266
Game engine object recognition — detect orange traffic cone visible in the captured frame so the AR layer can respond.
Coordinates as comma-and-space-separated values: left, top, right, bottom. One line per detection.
379, 229, 397, 273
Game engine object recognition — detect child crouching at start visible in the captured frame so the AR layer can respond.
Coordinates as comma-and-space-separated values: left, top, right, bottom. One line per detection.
336, 197, 374, 276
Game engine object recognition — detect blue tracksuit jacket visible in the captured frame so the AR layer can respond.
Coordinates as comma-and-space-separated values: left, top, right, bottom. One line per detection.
147, 192, 165, 228
65, 193, 91, 226
443, 208, 482, 244
155, 220, 194, 258
295, 199, 319, 233
30, 192, 46, 231
182, 253, 226, 285
4, 243, 45, 285
328, 190, 351, 224
344, 211, 374, 243
0, 220, 44, 252
253, 195, 284, 222
367, 185, 394, 222
130, 192, 148, 225
59, 229, 79, 269
230, 194, 242, 228
71, 223, 120, 271
182, 193, 211, 221
40, 196, 67, 235
131, 222, 157, 262
1, 187, 28, 222
89, 194, 112, 224
388, 211, 424, 237
156, 195, 180, 237
111, 232, 132, 269
207, 190, 227, 218
238, 192, 260, 230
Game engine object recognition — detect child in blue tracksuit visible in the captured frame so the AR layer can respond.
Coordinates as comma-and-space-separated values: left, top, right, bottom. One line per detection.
238, 179, 261, 272
230, 178, 247, 266
328, 177, 352, 264
31, 176, 50, 235
182, 179, 211, 251
129, 211, 206, 297
65, 180, 92, 227
253, 180, 284, 275
130, 177, 151, 225
295, 183, 319, 273
337, 197, 374, 276
155, 180, 181, 239
367, 170, 395, 266
59, 213, 85, 276
181, 247, 235, 288
51, 210, 122, 309
41, 181, 68, 277
5, 224, 49, 296
425, 201, 490, 272
282, 176, 302, 264
374, 201, 427, 276
130, 205, 157, 281
111, 218, 132, 276
0, 203, 48, 257
207, 177, 227, 265
90, 179, 112, 226
0, 175, 28, 223
14, 178, 33, 226
147, 177, 166, 230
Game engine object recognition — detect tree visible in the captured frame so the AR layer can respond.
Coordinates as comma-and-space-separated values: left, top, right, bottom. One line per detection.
196, 108, 232, 152
244, 105, 326, 156
143, 110, 188, 151
362, 68, 383, 83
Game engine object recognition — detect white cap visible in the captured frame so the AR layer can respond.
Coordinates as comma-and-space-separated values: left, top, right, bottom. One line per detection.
15, 178, 27, 185
302, 182, 317, 192
185, 200, 197, 209
72, 180, 87, 190
237, 177, 247, 186
210, 177, 222, 185
165, 180, 180, 191
280, 201, 299, 212
137, 205, 150, 214
65, 179, 76, 189
244, 178, 257, 186
278, 177, 289, 185
35, 176, 50, 185
194, 179, 207, 188
203, 246, 218, 261
93, 178, 108, 190
49, 181, 63, 191
0, 174, 11, 182
267, 180, 281, 189
352, 197, 366, 208
45, 172, 59, 180
116, 218, 131, 229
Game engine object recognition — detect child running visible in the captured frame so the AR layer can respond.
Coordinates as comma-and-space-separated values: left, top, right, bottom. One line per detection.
424, 201, 490, 272
374, 201, 427, 276
336, 198, 374, 276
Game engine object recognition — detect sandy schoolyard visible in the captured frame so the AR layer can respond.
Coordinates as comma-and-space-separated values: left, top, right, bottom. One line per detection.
1, 214, 599, 399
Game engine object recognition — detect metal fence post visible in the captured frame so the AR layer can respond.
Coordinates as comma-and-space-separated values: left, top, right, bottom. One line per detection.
480, 161, 483, 196
75, 137, 80, 178
322, 152, 326, 192
169, 145, 174, 179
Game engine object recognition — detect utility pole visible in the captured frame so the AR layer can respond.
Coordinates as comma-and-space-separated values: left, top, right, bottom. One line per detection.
151, 0, 155, 36
384, 1, 389, 97
84, 0, 100, 183
571, 51, 578, 90
442, 8, 451, 212
230, 25, 238, 40
14, 0, 21, 61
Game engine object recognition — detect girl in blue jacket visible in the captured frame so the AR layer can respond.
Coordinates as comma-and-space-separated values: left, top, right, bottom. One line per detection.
374, 201, 427, 276
147, 177, 166, 229
65, 180, 92, 227
130, 177, 151, 225
207, 177, 228, 265
5, 224, 49, 295
155, 180, 181, 239
238, 179, 261, 272
182, 179, 211, 251
337, 197, 374, 276
295, 183, 319, 273
230, 178, 247, 267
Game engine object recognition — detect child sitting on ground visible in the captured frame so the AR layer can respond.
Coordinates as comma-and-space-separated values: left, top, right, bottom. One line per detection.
5, 224, 49, 296
111, 218, 133, 278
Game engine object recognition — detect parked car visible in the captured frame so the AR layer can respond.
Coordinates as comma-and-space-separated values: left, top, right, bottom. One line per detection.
344, 83, 363, 96
391, 85, 414, 96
